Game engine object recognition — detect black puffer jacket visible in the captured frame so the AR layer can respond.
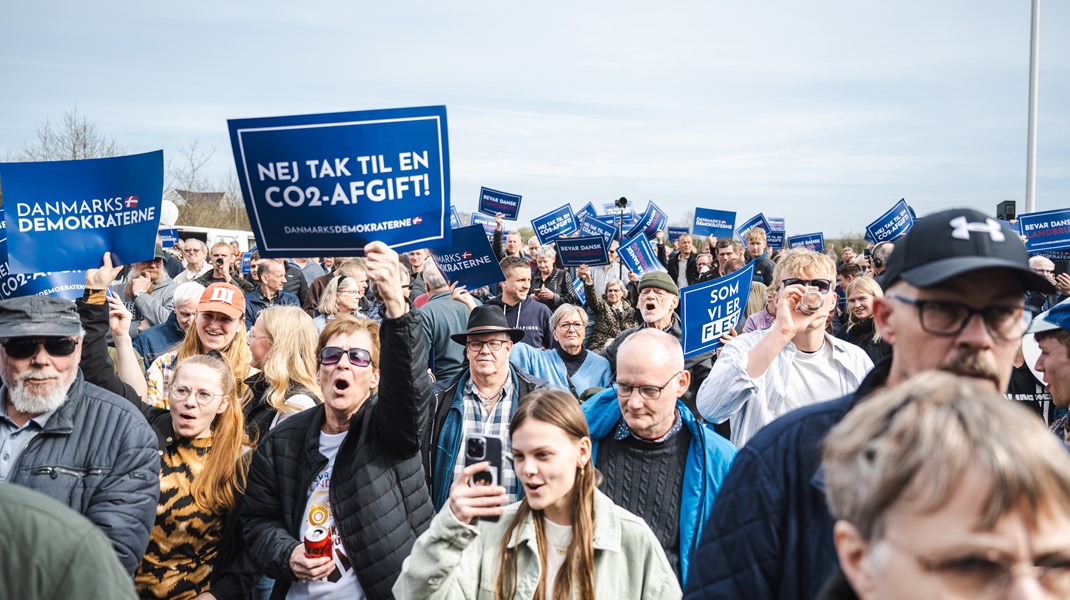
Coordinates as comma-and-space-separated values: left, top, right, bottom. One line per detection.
531, 267, 580, 312
241, 309, 434, 600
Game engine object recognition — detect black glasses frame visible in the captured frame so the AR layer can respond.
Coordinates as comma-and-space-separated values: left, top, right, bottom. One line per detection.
1, 337, 79, 359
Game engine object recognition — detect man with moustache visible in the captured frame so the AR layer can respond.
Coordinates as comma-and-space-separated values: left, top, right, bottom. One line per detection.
111, 245, 177, 334
683, 208, 1053, 599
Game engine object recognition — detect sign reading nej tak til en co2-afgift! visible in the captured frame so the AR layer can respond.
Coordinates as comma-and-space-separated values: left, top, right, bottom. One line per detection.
532, 204, 578, 245
0, 150, 163, 274
681, 263, 755, 358
0, 208, 85, 301
691, 208, 736, 240
427, 225, 505, 291
864, 198, 913, 244
228, 105, 450, 258
617, 233, 665, 276
1019, 208, 1070, 254
625, 201, 668, 240
556, 236, 610, 268
786, 232, 825, 253
477, 186, 522, 221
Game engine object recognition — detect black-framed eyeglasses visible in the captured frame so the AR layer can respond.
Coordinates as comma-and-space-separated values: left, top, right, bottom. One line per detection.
466, 339, 509, 353
891, 295, 1028, 341
882, 536, 1070, 597
780, 278, 832, 294
1, 337, 79, 359
320, 346, 373, 367
614, 370, 683, 400
170, 385, 225, 406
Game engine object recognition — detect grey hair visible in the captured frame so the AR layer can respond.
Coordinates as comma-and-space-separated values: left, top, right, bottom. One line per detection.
182, 238, 208, 253
171, 282, 206, 309
423, 262, 448, 291
534, 246, 557, 261
1030, 255, 1055, 270
549, 303, 586, 331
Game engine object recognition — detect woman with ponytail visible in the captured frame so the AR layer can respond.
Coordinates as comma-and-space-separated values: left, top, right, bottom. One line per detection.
394, 388, 679, 600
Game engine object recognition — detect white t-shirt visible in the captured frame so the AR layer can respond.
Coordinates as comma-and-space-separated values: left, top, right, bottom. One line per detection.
287, 431, 365, 600
542, 518, 573, 600
785, 340, 843, 409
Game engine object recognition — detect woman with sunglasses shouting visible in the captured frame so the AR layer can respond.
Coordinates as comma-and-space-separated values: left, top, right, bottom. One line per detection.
241, 242, 435, 600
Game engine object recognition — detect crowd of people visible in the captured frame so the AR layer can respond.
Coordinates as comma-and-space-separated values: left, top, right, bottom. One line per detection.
2, 206, 1070, 599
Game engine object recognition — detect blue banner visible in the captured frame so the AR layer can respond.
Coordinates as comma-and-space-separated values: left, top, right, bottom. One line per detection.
159, 228, 179, 249
575, 202, 597, 224
532, 204, 578, 245
578, 215, 618, 243
1039, 250, 1070, 261
736, 213, 770, 242
572, 276, 586, 306
450, 206, 462, 230
767, 217, 785, 232
864, 198, 913, 244
767, 230, 786, 250
625, 201, 668, 240
1020, 209, 1070, 253
0, 210, 85, 301
477, 186, 521, 220
787, 232, 825, 252
680, 263, 754, 358
228, 105, 450, 257
428, 225, 505, 290
240, 244, 258, 275
668, 226, 690, 242
692, 208, 736, 239
0, 150, 163, 274
470, 212, 497, 238
617, 234, 666, 276
556, 236, 610, 267
603, 203, 637, 228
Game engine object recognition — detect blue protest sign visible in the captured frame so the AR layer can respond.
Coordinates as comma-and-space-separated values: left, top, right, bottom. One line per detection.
428, 225, 505, 290
767, 217, 785, 232
477, 186, 522, 220
240, 244, 258, 275
767, 230, 786, 250
532, 204, 578, 245
681, 263, 754, 358
470, 212, 497, 238
0, 150, 163, 274
617, 234, 666, 275
572, 276, 586, 306
1019, 209, 1070, 253
864, 198, 914, 244
692, 208, 736, 239
228, 105, 450, 257
603, 203, 638, 228
159, 228, 179, 249
556, 236, 610, 267
575, 202, 597, 224
0, 210, 85, 301
625, 201, 668, 240
736, 213, 770, 242
668, 226, 690, 242
1039, 250, 1070, 261
450, 206, 462, 230
578, 215, 618, 244
787, 232, 825, 252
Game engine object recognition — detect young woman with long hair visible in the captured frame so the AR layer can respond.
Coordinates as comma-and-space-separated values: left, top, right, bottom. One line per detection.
395, 388, 680, 600
836, 276, 891, 363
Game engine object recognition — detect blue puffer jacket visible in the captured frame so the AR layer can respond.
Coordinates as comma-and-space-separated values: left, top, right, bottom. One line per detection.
583, 388, 737, 583
682, 360, 887, 600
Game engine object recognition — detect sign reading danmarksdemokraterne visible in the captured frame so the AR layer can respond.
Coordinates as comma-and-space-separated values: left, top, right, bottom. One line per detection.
556, 236, 610, 267
228, 106, 450, 257
450, 206, 462, 229
681, 263, 754, 358
787, 232, 825, 253
0, 150, 163, 274
572, 276, 586, 306
617, 234, 666, 276
735, 213, 770, 243
625, 201, 668, 240
428, 225, 505, 290
865, 198, 914, 244
0, 209, 85, 301
1019, 208, 1070, 253
470, 212, 497, 238
532, 204, 578, 245
578, 215, 618, 244
477, 186, 522, 220
692, 208, 736, 239
668, 227, 690, 242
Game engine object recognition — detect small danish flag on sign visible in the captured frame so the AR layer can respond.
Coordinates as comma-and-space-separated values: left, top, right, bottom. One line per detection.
413, 216, 423, 225
124, 196, 139, 208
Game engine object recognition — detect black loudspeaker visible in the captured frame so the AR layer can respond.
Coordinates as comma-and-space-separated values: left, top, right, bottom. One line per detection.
996, 200, 1016, 221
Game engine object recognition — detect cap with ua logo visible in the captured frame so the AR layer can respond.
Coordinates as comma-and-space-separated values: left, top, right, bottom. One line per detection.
880, 207, 1053, 292
198, 283, 245, 319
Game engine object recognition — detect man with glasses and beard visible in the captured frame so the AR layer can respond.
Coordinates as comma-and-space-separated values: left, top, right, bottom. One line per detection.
684, 208, 1053, 600
0, 296, 159, 576
697, 247, 872, 448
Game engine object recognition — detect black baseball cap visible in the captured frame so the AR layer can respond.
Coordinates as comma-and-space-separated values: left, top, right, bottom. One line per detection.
880, 207, 1053, 293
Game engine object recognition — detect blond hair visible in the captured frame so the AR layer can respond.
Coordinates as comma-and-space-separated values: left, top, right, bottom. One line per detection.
245, 306, 322, 429
771, 248, 836, 290
844, 275, 884, 342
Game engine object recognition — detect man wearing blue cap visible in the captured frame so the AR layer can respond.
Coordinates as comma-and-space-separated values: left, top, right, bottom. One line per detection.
1029, 300, 1070, 444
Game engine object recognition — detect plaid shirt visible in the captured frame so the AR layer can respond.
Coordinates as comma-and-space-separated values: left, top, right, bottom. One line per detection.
454, 376, 518, 502
145, 351, 180, 409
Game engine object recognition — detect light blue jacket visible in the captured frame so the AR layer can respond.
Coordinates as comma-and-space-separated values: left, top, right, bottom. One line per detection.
509, 344, 612, 397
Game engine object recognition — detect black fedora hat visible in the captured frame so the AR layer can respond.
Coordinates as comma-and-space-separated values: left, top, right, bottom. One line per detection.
450, 305, 525, 345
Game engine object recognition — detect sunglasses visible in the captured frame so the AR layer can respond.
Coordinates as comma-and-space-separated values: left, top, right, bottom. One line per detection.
780, 278, 832, 294
1, 337, 79, 359
320, 346, 373, 367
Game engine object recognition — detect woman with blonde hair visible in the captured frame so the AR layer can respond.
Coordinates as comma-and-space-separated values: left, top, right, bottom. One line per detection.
395, 388, 679, 599
836, 276, 891, 363
313, 274, 367, 331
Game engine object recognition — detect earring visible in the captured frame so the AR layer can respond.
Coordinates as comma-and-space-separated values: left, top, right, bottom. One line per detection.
579, 463, 585, 476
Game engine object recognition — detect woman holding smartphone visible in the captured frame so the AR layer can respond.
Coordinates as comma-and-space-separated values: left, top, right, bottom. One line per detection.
394, 388, 680, 600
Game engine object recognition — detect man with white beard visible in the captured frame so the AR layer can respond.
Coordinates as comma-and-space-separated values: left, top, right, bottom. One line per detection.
0, 296, 159, 576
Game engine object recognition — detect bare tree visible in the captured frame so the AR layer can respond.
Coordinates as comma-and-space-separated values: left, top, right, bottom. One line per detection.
166, 138, 215, 193
17, 106, 123, 161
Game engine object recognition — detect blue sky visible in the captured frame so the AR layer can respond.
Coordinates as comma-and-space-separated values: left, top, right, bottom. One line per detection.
2, 1, 1068, 238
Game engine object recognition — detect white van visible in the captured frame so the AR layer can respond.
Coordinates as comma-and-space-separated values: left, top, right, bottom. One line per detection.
172, 225, 257, 253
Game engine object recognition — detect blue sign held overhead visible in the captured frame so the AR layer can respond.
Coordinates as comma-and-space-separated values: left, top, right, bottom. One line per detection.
692, 208, 736, 240
786, 232, 825, 253
470, 212, 498, 238
532, 204, 578, 245
767, 230, 786, 250
681, 263, 754, 358
578, 215, 618, 244
575, 202, 597, 224
1019, 208, 1070, 254
735, 213, 770, 243
617, 234, 666, 276
767, 217, 785, 232
864, 198, 913, 244
450, 206, 462, 230
240, 244, 258, 275
159, 228, 180, 249
428, 225, 505, 291
477, 186, 522, 220
572, 276, 586, 306
668, 226, 690, 242
556, 236, 610, 268
0, 150, 163, 274
228, 105, 451, 258
0, 209, 86, 301
625, 201, 668, 240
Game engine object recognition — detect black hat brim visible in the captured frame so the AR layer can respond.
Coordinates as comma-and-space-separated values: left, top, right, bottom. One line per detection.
450, 326, 526, 346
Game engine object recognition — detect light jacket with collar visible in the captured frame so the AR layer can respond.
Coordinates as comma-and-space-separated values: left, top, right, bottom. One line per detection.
393, 489, 681, 600
509, 344, 611, 397
697, 328, 872, 447
582, 389, 736, 583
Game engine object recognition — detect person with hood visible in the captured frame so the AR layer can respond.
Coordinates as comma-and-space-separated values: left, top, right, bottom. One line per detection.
485, 255, 553, 349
